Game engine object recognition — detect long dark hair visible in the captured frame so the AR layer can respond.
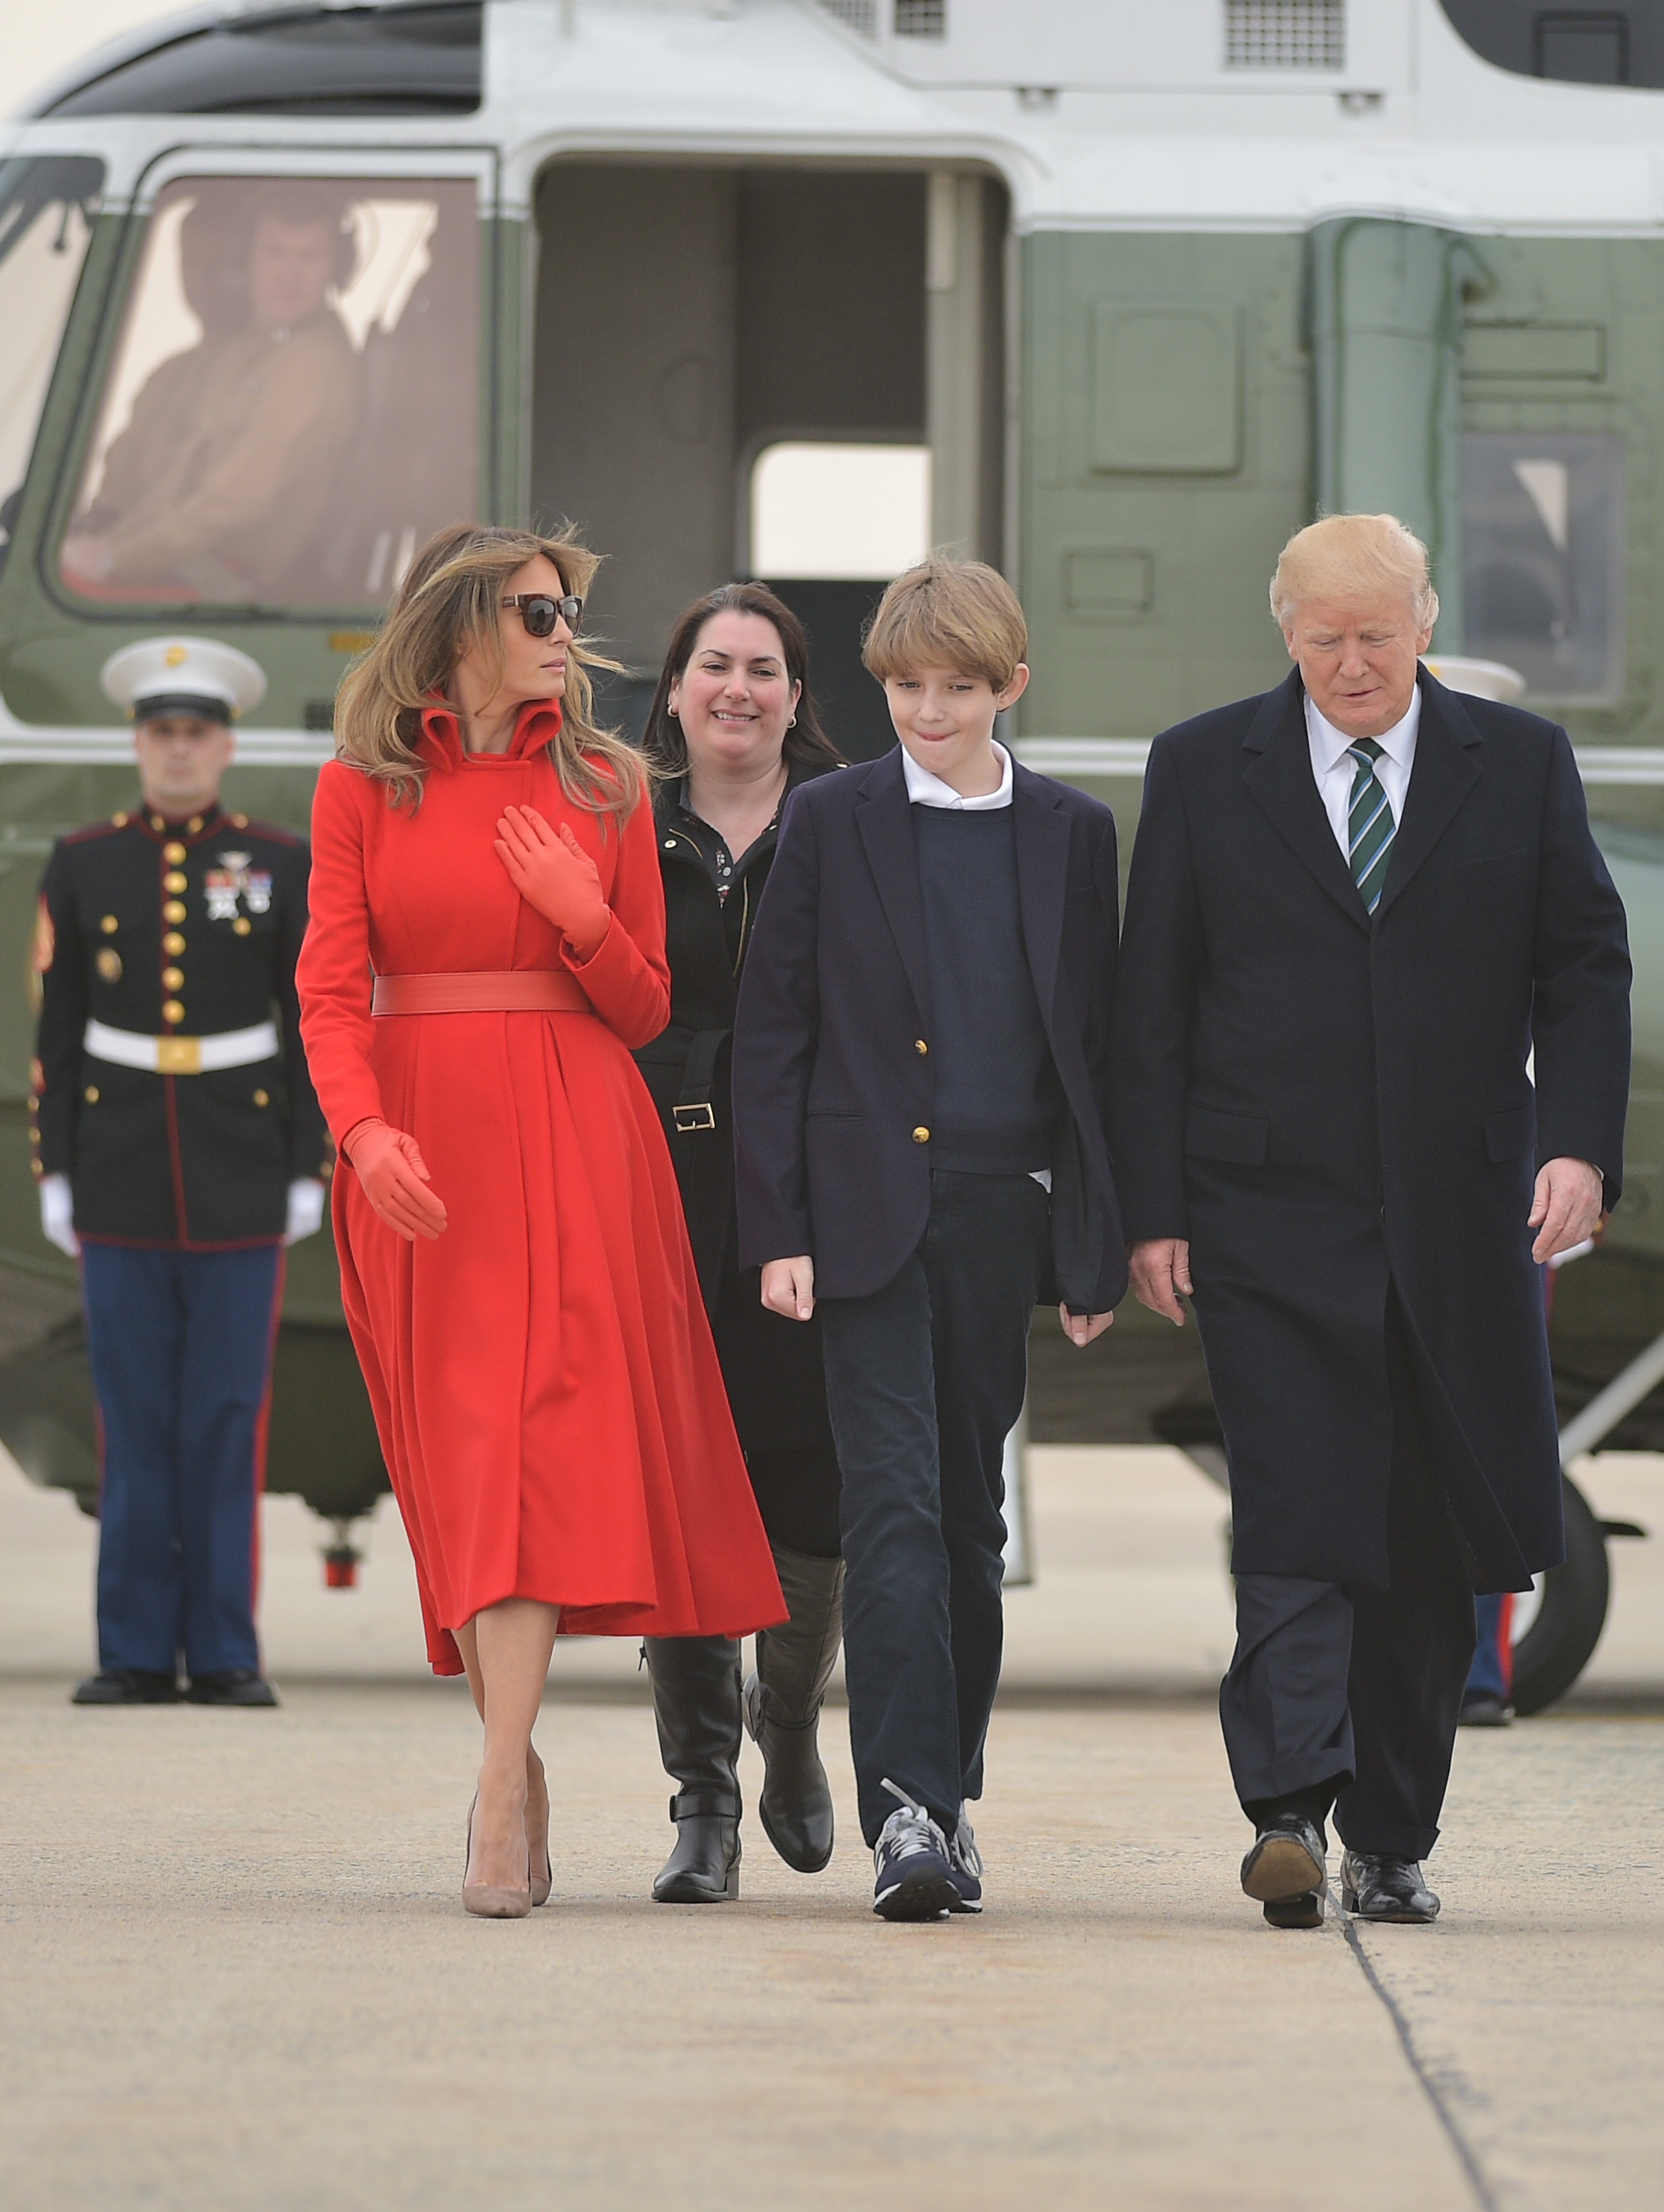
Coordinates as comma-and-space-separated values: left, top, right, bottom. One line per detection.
640, 582, 844, 779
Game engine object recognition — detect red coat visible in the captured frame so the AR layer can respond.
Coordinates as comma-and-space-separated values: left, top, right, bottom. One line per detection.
297, 701, 782, 1673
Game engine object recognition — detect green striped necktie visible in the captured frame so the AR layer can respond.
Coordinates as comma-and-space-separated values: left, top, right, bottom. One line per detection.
1347, 737, 1395, 914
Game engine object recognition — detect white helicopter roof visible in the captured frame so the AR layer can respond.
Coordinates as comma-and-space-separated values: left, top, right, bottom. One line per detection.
9, 1, 1664, 239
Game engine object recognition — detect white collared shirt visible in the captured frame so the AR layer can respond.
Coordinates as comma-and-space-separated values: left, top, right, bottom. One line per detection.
1304, 689, 1420, 862
901, 738, 1014, 811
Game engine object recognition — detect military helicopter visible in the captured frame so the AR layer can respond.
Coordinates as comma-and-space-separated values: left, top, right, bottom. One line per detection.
0, 0, 1658, 1696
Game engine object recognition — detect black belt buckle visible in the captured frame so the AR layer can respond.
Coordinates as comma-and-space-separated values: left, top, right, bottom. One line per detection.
673, 1103, 717, 1134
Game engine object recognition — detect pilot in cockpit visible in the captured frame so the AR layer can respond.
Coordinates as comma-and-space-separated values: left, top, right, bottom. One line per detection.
60, 182, 360, 606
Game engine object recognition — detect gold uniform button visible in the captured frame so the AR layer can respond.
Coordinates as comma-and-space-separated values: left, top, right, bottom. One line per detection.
111, 812, 128, 828
187, 816, 203, 834
84, 1085, 99, 1104
233, 917, 252, 937
163, 842, 187, 865
164, 931, 186, 955
162, 966, 184, 990
100, 914, 118, 935
253, 1089, 269, 1108
96, 949, 122, 983
163, 901, 187, 924
147, 814, 165, 834
912, 1126, 931, 1143
231, 813, 248, 829
914, 1038, 929, 1054
164, 871, 188, 894
162, 999, 185, 1026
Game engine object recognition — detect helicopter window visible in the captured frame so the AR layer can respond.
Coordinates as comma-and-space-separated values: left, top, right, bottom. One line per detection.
0, 158, 103, 572
32, 4, 482, 119
58, 173, 479, 613
1460, 432, 1624, 701
1437, 3, 1664, 87
750, 442, 931, 580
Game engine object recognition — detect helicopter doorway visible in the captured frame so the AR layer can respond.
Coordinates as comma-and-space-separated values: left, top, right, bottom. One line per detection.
530, 161, 1006, 756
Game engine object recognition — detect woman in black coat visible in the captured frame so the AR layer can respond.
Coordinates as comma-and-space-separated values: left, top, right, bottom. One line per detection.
634, 582, 846, 1904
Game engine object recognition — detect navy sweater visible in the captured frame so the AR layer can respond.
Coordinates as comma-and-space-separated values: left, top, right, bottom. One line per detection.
911, 804, 1063, 1175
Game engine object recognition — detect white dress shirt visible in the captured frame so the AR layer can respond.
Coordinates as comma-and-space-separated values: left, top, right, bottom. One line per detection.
901, 739, 1013, 811
1304, 689, 1420, 862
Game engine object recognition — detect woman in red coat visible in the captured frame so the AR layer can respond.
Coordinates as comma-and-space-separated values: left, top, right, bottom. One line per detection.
297, 524, 782, 1918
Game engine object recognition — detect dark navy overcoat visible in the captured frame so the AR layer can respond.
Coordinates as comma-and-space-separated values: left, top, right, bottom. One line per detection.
732, 746, 1127, 1315
1110, 668, 1631, 1593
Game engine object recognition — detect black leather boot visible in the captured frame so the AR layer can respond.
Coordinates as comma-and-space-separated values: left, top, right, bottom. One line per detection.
644, 1635, 743, 1902
743, 1545, 845, 1874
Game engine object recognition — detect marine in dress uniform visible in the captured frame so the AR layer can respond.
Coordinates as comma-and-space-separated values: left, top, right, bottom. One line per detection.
32, 638, 329, 1707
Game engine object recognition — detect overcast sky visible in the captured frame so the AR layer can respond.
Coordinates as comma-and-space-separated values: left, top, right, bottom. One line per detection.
4, 1, 189, 116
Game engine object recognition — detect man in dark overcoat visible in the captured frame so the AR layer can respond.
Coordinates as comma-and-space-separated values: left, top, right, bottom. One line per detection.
1110, 514, 1630, 1927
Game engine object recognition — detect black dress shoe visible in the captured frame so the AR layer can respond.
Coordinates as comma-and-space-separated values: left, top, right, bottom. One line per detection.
1459, 1692, 1512, 1728
1262, 1891, 1324, 1930
184, 1669, 279, 1707
1240, 1813, 1328, 1912
71, 1668, 178, 1706
1341, 1850, 1440, 1923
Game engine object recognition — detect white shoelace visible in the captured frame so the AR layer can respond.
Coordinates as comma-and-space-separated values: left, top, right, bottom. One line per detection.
877, 1778, 945, 1866
950, 1814, 983, 1878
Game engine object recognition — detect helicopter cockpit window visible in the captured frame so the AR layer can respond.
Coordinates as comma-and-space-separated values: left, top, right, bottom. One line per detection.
1460, 432, 1624, 701
59, 173, 478, 613
0, 157, 103, 571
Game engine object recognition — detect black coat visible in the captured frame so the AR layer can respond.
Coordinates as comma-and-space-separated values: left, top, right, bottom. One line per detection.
733, 747, 1127, 1311
33, 801, 327, 1247
1110, 668, 1632, 1592
633, 762, 838, 1460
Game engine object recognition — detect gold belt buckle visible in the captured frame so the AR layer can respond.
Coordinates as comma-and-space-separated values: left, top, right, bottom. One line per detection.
156, 1035, 202, 1076
673, 1103, 717, 1133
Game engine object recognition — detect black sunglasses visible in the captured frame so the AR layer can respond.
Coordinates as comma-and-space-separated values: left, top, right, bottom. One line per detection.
502, 592, 583, 638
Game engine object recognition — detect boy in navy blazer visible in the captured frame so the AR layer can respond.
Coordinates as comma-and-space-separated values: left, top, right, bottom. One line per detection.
733, 560, 1126, 1920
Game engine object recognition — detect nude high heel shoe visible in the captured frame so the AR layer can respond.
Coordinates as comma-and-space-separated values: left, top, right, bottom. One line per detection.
463, 1794, 532, 1920
529, 1805, 551, 1909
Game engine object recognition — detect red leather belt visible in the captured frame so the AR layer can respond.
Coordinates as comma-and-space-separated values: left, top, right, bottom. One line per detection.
371, 970, 592, 1016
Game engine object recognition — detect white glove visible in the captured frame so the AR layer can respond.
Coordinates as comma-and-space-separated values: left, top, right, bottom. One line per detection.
39, 1173, 78, 1258
284, 1177, 328, 1245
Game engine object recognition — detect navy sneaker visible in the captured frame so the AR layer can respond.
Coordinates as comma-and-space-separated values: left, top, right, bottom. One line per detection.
945, 1808, 983, 1914
871, 1780, 957, 1921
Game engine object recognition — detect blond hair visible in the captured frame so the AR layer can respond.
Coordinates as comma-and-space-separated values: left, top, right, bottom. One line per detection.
862, 558, 1029, 692
1269, 513, 1439, 633
333, 524, 646, 818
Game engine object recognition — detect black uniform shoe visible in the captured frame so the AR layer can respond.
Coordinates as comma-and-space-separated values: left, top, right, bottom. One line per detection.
1459, 1691, 1512, 1727
1341, 1850, 1440, 1923
71, 1668, 178, 1705
1240, 1812, 1328, 1911
184, 1669, 279, 1707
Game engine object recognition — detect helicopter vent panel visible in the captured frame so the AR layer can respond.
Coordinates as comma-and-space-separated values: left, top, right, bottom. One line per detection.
1224, 0, 1344, 71
815, 0, 879, 40
894, 0, 947, 35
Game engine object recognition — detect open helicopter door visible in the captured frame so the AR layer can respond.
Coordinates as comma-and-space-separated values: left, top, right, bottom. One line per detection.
531, 159, 1008, 753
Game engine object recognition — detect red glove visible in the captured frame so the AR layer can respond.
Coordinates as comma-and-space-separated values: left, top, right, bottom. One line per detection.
495, 806, 609, 960
343, 1119, 447, 1241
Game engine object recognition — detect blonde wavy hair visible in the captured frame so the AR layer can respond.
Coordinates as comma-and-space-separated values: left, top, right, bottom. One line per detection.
333, 523, 646, 819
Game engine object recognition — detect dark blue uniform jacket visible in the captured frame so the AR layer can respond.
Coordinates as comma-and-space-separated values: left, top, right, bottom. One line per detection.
33, 801, 327, 1247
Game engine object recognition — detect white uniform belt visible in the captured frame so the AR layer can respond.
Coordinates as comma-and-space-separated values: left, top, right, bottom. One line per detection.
84, 1018, 280, 1076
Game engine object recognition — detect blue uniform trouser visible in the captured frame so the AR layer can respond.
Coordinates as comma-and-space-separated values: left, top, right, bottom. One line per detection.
82, 1242, 284, 1680
1466, 1593, 1513, 1701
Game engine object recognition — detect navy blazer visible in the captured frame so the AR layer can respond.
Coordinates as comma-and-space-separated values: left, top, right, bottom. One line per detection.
732, 747, 1127, 1311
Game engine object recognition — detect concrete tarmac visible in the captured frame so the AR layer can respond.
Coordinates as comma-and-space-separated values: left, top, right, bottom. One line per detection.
2, 1444, 1661, 2210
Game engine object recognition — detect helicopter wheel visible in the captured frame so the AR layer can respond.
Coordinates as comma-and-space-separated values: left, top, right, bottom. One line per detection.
1509, 1475, 1610, 1717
